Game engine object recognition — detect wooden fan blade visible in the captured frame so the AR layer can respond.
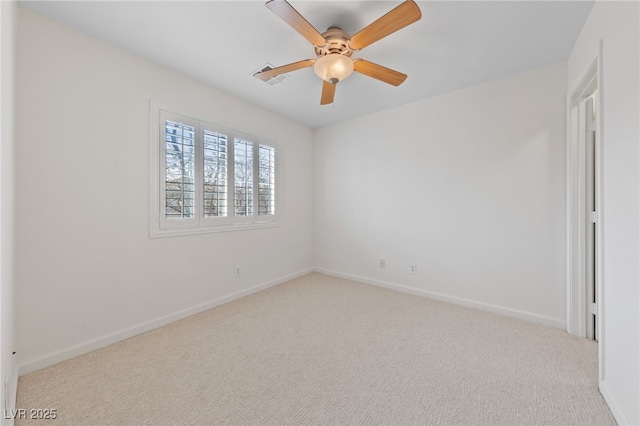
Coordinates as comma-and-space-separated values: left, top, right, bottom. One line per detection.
353, 59, 407, 86
349, 0, 422, 50
320, 80, 336, 105
266, 0, 326, 47
253, 59, 315, 81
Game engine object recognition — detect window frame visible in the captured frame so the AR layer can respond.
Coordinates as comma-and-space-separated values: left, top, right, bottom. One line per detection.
150, 103, 279, 238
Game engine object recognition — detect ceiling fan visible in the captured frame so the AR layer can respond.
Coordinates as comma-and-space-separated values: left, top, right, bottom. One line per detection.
254, 0, 422, 105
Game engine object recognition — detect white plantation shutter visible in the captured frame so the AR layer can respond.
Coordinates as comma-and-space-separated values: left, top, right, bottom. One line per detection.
203, 130, 228, 218
154, 108, 277, 236
234, 138, 254, 217
258, 144, 275, 216
164, 120, 196, 219
160, 111, 200, 230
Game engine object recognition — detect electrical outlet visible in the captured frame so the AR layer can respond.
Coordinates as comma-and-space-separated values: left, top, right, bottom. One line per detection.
379, 259, 386, 269
234, 267, 241, 278
410, 264, 417, 274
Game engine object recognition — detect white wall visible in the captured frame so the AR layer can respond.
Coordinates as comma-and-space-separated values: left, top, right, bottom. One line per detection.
0, 0, 17, 422
13, 5, 639, 424
314, 63, 567, 327
567, 2, 640, 424
15, 8, 314, 373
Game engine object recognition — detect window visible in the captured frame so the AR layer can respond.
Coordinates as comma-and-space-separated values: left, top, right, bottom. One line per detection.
164, 119, 197, 220
258, 144, 276, 216
233, 138, 253, 218
151, 108, 277, 237
203, 130, 228, 218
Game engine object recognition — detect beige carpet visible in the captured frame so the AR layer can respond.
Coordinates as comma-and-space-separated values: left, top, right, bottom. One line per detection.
16, 273, 615, 425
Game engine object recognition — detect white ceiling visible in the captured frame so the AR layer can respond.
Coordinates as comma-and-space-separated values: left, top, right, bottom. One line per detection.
19, 0, 594, 129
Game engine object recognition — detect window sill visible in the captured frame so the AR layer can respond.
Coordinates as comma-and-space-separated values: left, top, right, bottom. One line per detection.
150, 221, 279, 238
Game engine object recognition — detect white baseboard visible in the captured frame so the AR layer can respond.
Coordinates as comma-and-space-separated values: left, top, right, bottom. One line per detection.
314, 268, 566, 329
18, 268, 313, 376
600, 380, 632, 425
17, 267, 569, 375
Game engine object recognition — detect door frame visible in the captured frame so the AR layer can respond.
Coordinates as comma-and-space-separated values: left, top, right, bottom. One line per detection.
566, 42, 605, 382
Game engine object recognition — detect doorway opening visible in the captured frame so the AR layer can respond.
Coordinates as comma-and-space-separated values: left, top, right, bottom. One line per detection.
583, 90, 597, 341
567, 51, 604, 382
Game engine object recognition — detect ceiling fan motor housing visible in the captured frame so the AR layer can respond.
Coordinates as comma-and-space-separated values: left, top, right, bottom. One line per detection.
315, 27, 353, 58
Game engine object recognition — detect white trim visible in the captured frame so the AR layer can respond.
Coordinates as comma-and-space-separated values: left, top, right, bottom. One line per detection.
6, 368, 17, 426
565, 91, 576, 336
150, 221, 279, 238
600, 380, 631, 425
314, 268, 566, 329
0, 0, 17, 422
566, 52, 603, 340
595, 40, 605, 384
17, 268, 313, 375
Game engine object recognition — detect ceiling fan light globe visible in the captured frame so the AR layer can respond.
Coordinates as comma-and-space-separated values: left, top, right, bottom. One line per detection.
314, 54, 353, 84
